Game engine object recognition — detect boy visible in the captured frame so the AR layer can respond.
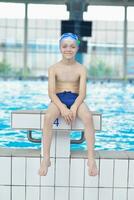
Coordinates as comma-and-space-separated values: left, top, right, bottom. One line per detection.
38, 33, 98, 176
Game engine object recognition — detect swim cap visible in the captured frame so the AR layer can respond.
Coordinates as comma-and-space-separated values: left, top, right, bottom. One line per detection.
59, 33, 80, 46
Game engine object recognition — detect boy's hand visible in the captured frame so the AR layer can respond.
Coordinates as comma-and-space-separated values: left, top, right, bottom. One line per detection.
60, 105, 73, 124
70, 105, 77, 121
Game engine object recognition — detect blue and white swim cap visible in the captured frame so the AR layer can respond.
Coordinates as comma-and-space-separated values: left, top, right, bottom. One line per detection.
59, 33, 80, 46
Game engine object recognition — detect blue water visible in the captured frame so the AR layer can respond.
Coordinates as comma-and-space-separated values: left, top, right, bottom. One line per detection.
0, 80, 134, 151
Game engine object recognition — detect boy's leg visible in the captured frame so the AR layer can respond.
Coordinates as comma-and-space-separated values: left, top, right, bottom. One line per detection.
77, 102, 98, 176
39, 102, 60, 176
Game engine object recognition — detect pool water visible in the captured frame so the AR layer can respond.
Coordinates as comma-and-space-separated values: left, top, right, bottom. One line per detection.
0, 80, 134, 151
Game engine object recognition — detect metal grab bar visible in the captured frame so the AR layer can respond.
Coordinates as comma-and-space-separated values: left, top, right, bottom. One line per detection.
27, 131, 41, 143
70, 131, 85, 144
27, 130, 85, 144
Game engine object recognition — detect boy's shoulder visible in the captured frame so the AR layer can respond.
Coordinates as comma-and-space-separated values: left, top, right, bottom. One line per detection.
76, 61, 86, 68
76, 62, 87, 72
48, 62, 60, 72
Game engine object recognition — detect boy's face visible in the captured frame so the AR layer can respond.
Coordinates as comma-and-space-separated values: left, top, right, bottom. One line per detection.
60, 38, 78, 60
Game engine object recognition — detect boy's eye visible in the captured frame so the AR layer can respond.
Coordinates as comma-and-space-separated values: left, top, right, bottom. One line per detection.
61, 45, 76, 49
62, 45, 67, 48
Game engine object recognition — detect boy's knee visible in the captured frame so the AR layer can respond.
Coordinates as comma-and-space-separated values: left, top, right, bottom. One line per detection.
83, 113, 93, 124
44, 113, 53, 124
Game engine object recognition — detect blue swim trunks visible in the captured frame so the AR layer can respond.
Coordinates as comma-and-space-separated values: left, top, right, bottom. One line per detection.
56, 91, 78, 109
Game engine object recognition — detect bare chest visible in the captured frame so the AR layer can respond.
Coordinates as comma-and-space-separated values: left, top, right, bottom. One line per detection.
56, 68, 80, 82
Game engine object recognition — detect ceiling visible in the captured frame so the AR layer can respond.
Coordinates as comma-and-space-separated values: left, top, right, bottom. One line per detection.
0, 0, 134, 6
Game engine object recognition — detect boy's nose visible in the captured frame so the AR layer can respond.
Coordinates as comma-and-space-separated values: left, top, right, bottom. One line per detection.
66, 47, 72, 51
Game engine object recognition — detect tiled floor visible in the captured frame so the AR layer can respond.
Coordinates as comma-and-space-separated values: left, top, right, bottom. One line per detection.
0, 149, 134, 200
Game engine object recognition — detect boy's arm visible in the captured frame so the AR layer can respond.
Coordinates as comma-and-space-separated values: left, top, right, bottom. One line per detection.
71, 66, 87, 109
48, 67, 67, 109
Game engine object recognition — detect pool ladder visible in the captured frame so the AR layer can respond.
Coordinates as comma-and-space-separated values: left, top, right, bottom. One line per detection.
27, 130, 85, 144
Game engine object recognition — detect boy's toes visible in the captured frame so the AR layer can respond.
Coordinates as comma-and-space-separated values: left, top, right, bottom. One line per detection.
87, 160, 98, 176
38, 159, 51, 176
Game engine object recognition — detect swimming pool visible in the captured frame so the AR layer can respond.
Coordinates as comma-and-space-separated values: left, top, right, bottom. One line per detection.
0, 80, 134, 151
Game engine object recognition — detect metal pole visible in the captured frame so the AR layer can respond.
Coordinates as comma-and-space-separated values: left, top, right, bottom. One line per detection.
23, 3, 28, 77
68, 0, 87, 64
123, 5, 127, 80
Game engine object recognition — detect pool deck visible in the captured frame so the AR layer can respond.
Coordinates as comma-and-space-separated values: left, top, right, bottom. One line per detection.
0, 148, 134, 200
0, 148, 134, 158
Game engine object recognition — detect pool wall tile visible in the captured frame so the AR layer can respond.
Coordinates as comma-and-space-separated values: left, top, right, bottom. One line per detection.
99, 188, 113, 200
113, 188, 127, 200
41, 187, 54, 200
99, 159, 114, 187
26, 158, 40, 186
84, 159, 99, 187
26, 186, 40, 200
55, 187, 69, 200
0, 157, 11, 185
41, 158, 55, 186
128, 160, 134, 187
114, 160, 128, 187
12, 186, 25, 200
0, 186, 10, 200
0, 149, 134, 200
84, 188, 98, 200
12, 157, 25, 185
70, 187, 83, 200
128, 188, 134, 200
70, 158, 84, 187
55, 158, 70, 186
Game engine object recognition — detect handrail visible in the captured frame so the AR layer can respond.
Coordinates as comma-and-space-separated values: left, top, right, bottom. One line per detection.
27, 130, 85, 144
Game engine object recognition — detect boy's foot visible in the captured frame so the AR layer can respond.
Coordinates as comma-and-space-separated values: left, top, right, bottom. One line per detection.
38, 159, 51, 176
87, 159, 98, 176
